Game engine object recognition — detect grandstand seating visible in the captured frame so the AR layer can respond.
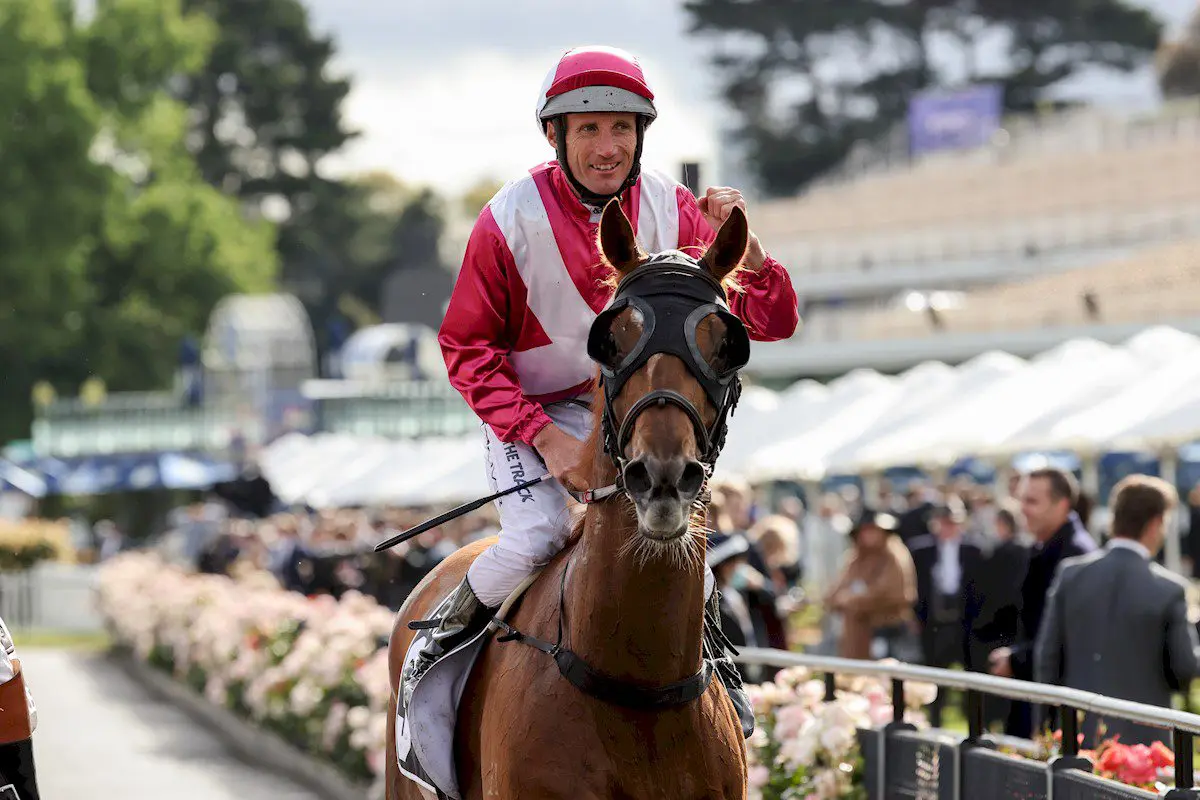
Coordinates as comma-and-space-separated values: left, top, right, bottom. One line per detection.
854, 238, 1200, 341
756, 105, 1200, 274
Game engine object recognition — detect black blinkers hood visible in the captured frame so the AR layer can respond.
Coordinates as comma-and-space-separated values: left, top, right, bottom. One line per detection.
587, 255, 750, 420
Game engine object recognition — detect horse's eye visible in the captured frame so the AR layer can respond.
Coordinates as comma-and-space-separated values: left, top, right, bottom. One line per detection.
711, 337, 730, 373
594, 329, 622, 369
589, 306, 643, 370
700, 312, 749, 376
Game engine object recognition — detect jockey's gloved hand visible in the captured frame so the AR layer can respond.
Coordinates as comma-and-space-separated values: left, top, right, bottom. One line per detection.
532, 423, 587, 492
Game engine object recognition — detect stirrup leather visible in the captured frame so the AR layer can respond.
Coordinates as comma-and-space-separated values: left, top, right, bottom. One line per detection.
702, 590, 755, 739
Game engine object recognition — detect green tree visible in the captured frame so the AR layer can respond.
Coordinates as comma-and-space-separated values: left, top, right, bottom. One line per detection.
176, 0, 355, 204
684, 0, 1163, 196
174, 0, 360, 347
0, 0, 106, 413
0, 0, 278, 442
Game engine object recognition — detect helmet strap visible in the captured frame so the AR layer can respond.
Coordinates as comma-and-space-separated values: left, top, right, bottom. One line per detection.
551, 116, 647, 213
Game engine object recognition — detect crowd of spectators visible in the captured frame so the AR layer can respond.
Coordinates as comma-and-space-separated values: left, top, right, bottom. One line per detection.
158, 495, 499, 610
151, 463, 1200, 744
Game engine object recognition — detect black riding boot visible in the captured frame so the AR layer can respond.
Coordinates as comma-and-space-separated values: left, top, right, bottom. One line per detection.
0, 738, 40, 799
703, 590, 755, 739
401, 576, 495, 709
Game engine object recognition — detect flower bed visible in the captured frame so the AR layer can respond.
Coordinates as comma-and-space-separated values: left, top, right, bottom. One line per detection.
97, 552, 393, 784
95, 551, 1181, 799
0, 518, 75, 570
98, 551, 935, 797
745, 667, 935, 799
1009, 728, 1181, 793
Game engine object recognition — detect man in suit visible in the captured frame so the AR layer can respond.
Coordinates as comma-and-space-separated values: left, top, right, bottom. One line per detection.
909, 495, 984, 727
1035, 474, 1200, 746
989, 467, 1097, 737
898, 483, 935, 549
965, 500, 1031, 730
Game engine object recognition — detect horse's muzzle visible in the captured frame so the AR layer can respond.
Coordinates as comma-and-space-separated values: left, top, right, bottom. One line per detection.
622, 455, 706, 539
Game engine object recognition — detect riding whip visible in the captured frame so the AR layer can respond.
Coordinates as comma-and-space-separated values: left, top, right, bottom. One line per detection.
372, 475, 552, 552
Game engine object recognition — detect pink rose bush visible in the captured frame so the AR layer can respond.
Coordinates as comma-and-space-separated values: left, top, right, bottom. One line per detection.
100, 552, 939, 799
745, 665, 935, 800
98, 552, 393, 786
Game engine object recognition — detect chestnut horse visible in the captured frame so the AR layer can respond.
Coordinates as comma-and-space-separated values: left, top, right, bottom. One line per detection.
386, 199, 752, 799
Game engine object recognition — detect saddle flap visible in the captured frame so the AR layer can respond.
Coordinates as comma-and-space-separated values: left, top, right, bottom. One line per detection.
396, 569, 545, 799
399, 628, 490, 800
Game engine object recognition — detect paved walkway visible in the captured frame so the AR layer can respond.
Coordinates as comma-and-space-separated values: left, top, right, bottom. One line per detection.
20, 648, 324, 799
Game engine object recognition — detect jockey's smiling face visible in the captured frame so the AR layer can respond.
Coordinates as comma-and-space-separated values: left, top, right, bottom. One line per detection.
546, 112, 638, 197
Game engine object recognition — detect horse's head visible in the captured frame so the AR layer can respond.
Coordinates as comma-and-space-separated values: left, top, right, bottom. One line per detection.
588, 199, 750, 545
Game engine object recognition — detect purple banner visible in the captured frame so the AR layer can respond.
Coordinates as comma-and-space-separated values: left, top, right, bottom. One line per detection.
908, 84, 1003, 156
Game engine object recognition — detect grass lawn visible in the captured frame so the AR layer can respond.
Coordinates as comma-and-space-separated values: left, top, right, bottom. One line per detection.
9, 628, 111, 652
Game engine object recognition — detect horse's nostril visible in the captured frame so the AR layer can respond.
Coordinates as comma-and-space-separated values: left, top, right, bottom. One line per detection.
679, 460, 705, 497
623, 459, 652, 496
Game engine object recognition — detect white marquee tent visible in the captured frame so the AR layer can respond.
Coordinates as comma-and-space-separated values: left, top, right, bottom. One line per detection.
821, 349, 1028, 475
256, 326, 1200, 509
716, 371, 889, 481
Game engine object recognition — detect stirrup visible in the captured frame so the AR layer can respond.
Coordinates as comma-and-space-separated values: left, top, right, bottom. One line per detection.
402, 578, 494, 707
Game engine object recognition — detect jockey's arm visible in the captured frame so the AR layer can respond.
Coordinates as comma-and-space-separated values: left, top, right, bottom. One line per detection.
676, 185, 801, 343
438, 208, 554, 447
0, 617, 40, 799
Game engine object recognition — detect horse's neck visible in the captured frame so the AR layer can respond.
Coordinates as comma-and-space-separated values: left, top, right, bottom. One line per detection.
563, 463, 707, 684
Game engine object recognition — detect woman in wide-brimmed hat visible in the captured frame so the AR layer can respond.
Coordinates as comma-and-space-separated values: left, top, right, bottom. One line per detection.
823, 507, 919, 660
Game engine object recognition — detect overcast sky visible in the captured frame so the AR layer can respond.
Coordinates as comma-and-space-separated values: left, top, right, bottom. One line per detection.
303, 0, 1198, 197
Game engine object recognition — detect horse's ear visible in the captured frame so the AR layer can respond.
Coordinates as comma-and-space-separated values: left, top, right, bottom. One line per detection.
700, 205, 749, 283
598, 198, 644, 275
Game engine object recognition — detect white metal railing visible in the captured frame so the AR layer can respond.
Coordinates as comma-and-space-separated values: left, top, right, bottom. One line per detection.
735, 646, 1200, 736
0, 563, 102, 632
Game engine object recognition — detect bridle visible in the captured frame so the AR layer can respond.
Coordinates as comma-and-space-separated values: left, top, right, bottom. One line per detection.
491, 252, 752, 709
575, 253, 750, 503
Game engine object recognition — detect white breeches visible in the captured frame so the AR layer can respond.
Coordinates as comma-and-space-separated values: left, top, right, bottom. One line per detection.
466, 401, 590, 606
465, 400, 715, 608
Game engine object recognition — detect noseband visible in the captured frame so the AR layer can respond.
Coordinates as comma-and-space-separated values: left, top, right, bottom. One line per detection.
586, 254, 750, 484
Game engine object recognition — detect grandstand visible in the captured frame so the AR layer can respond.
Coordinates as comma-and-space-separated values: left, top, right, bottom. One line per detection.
750, 101, 1200, 379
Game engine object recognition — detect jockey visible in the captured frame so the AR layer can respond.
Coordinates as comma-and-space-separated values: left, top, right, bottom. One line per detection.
404, 45, 800, 737
0, 616, 41, 798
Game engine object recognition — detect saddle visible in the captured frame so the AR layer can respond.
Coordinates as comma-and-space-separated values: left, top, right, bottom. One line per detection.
395, 570, 543, 800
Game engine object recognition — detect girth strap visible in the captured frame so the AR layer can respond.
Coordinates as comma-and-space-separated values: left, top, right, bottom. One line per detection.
490, 558, 715, 711
555, 649, 714, 710
492, 618, 715, 710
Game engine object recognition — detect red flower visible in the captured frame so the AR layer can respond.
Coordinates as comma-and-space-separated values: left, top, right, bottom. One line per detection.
1097, 743, 1128, 774
1120, 744, 1158, 786
1150, 740, 1175, 769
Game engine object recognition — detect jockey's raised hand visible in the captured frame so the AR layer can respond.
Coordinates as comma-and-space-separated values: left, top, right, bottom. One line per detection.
697, 186, 766, 271
533, 423, 587, 492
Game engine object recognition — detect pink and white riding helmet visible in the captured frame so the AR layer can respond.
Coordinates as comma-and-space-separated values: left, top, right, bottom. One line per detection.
535, 46, 658, 131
